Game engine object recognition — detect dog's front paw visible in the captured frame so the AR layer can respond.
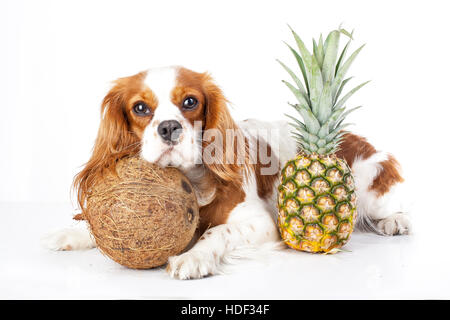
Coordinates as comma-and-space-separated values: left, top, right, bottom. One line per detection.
166, 251, 218, 280
41, 228, 96, 251
376, 213, 411, 236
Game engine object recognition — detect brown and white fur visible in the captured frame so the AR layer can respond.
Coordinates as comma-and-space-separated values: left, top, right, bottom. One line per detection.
42, 66, 410, 279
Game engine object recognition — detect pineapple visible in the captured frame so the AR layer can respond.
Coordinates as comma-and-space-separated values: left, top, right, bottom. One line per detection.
277, 26, 368, 253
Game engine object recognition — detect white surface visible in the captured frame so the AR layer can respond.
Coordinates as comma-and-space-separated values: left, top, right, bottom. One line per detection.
1, 202, 448, 300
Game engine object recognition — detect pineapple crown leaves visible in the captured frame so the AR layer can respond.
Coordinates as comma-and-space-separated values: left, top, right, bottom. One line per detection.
278, 25, 369, 155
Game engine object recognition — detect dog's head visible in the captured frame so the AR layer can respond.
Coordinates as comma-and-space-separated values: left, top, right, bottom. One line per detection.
74, 66, 244, 210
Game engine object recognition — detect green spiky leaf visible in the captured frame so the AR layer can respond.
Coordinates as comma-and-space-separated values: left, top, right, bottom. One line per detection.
334, 81, 370, 110
317, 81, 333, 124
332, 44, 365, 98
309, 55, 323, 115
288, 103, 321, 135
282, 80, 310, 108
335, 38, 351, 77
322, 30, 340, 83
334, 77, 353, 104
277, 59, 308, 97
285, 43, 310, 96
313, 36, 324, 68
288, 26, 313, 68
339, 28, 354, 40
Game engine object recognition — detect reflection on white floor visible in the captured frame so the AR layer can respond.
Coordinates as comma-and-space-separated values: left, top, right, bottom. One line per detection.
0, 202, 448, 299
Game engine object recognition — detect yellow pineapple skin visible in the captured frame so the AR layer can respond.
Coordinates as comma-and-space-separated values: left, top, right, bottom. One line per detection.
277, 154, 357, 253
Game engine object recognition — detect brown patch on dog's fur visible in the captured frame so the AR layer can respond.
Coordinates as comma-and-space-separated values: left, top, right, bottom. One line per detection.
197, 170, 246, 234
336, 132, 404, 197
370, 155, 404, 196
197, 137, 279, 232
336, 132, 377, 167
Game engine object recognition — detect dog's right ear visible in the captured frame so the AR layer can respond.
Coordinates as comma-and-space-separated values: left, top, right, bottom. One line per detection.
95, 83, 140, 164
73, 80, 140, 214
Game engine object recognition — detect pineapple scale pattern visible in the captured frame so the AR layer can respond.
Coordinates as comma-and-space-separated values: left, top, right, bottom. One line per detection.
277, 154, 357, 253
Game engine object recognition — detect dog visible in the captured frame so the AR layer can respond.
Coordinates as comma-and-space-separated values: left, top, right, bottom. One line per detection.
42, 66, 410, 279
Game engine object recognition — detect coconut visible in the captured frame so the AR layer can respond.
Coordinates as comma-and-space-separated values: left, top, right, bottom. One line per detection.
81, 156, 199, 269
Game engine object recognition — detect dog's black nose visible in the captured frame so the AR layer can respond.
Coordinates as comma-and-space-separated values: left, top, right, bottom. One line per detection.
157, 120, 182, 144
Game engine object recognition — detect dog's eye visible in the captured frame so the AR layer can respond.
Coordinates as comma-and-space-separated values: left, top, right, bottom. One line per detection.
182, 97, 198, 110
133, 102, 151, 116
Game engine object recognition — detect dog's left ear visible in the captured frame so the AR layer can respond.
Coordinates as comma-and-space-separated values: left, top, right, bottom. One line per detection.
73, 75, 143, 214
201, 73, 247, 183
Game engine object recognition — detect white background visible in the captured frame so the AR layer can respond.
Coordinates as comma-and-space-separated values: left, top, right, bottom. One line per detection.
1, 0, 450, 299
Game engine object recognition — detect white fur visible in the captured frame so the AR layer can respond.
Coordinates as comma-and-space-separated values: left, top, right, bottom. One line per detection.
351, 151, 411, 235
141, 66, 202, 171
352, 152, 388, 221
41, 227, 95, 251
144, 66, 177, 102
239, 119, 297, 220
167, 172, 280, 279
239, 119, 298, 168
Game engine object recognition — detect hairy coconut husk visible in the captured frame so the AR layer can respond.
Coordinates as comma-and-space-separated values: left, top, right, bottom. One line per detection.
83, 156, 199, 269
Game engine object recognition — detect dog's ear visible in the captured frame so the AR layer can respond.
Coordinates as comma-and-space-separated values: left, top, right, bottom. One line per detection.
201, 73, 248, 184
94, 82, 140, 165
73, 80, 140, 213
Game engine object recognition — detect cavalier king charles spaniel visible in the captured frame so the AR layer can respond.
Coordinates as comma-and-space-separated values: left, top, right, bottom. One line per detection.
43, 66, 410, 279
